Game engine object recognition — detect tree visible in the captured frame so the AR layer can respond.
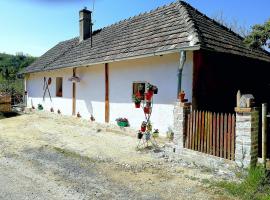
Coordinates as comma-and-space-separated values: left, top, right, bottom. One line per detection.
212, 11, 250, 37
244, 19, 270, 50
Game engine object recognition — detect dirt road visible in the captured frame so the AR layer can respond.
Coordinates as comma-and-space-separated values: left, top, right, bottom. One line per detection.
0, 112, 233, 200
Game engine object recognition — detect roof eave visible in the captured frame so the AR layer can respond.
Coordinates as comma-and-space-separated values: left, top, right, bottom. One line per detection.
23, 45, 201, 74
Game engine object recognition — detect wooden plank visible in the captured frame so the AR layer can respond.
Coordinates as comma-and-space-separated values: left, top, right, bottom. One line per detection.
192, 111, 196, 150
213, 113, 216, 156
231, 114, 235, 160
189, 112, 193, 149
220, 114, 224, 158
207, 112, 211, 154
201, 111, 205, 152
105, 63, 110, 123
195, 111, 199, 151
186, 114, 190, 148
204, 112, 208, 153
216, 113, 220, 157
228, 114, 232, 160
209, 112, 213, 155
224, 114, 228, 159
198, 111, 201, 152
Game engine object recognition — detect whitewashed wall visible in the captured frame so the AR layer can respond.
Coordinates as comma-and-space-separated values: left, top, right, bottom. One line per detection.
26, 51, 193, 135
109, 52, 193, 134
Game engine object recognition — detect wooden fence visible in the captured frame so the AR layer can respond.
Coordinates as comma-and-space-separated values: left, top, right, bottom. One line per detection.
185, 110, 235, 160
0, 94, 11, 112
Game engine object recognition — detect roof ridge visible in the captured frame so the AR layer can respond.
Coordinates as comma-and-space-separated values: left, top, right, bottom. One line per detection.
180, 0, 244, 41
177, 1, 202, 46
101, 1, 179, 31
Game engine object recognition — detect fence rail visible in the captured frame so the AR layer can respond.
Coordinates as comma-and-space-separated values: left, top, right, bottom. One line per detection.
185, 110, 235, 160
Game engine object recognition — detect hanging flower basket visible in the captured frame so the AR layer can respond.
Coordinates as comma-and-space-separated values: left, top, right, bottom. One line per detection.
137, 131, 143, 139
144, 107, 151, 114
135, 102, 141, 108
145, 92, 152, 101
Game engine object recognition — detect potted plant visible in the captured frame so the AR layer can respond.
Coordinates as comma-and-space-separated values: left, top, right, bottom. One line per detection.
116, 118, 129, 127
152, 129, 159, 138
137, 131, 143, 139
90, 114, 95, 122
145, 92, 152, 101
152, 85, 158, 94
141, 121, 147, 132
144, 106, 151, 114
38, 104, 43, 111
132, 94, 141, 108
145, 132, 151, 141
179, 90, 185, 102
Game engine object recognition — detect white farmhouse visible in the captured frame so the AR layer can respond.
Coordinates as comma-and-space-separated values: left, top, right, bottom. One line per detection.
24, 1, 270, 134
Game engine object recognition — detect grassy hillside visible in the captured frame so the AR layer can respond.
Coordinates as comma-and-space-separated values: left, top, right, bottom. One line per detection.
0, 53, 37, 93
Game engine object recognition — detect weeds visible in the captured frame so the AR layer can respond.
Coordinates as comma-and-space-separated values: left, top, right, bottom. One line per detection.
216, 166, 270, 200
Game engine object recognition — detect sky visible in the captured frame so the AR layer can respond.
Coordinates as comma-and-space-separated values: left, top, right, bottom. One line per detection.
0, 0, 269, 57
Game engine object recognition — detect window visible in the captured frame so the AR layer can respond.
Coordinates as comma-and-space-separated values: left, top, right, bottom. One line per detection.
133, 82, 146, 100
56, 77, 63, 97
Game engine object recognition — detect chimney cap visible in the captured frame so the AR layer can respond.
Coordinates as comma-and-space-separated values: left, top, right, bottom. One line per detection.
80, 7, 92, 14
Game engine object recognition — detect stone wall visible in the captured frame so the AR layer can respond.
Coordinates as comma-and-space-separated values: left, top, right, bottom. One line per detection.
235, 108, 259, 168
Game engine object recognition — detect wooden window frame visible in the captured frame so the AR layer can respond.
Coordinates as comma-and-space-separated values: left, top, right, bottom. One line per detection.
56, 77, 63, 97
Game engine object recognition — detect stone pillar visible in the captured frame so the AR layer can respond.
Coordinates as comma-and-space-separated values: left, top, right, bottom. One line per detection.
235, 107, 259, 168
173, 101, 191, 153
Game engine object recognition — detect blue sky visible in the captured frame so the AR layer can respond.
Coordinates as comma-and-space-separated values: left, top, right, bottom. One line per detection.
0, 0, 269, 57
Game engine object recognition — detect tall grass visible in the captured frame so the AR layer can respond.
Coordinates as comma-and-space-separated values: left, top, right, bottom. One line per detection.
216, 166, 270, 200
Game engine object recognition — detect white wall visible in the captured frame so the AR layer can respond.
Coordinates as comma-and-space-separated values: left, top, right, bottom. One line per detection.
27, 68, 73, 116
109, 52, 193, 134
26, 51, 193, 135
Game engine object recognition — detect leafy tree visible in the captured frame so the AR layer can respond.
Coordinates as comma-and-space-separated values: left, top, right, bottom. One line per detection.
0, 53, 37, 93
244, 19, 270, 49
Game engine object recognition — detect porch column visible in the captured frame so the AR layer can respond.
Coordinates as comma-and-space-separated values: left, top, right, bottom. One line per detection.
72, 68, 76, 116
235, 107, 259, 168
173, 101, 191, 153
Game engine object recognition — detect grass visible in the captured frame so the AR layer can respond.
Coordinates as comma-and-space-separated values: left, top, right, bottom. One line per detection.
215, 166, 270, 200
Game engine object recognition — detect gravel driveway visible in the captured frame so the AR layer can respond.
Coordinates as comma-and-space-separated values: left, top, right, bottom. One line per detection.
0, 111, 234, 200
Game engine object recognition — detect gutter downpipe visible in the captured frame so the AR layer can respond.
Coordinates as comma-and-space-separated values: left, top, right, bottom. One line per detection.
177, 50, 186, 98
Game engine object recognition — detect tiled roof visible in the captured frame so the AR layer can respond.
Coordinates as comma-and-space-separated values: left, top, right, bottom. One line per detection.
24, 1, 270, 73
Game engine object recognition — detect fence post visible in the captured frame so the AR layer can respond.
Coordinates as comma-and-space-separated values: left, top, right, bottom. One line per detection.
235, 107, 259, 168
173, 101, 191, 153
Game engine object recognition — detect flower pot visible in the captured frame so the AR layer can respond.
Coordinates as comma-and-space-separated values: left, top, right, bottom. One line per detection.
148, 90, 154, 96
145, 132, 151, 141
152, 86, 158, 94
141, 126, 146, 132
179, 91, 185, 102
144, 107, 151, 114
152, 132, 159, 138
117, 121, 129, 127
145, 92, 152, 101
137, 132, 143, 139
135, 103, 140, 108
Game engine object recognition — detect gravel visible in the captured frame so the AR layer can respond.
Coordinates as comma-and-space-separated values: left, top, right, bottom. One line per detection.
0, 111, 236, 200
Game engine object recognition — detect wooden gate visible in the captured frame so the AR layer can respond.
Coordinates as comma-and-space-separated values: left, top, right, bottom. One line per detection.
185, 110, 236, 160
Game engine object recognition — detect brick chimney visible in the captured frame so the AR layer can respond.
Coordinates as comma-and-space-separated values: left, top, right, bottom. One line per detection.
79, 8, 92, 42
